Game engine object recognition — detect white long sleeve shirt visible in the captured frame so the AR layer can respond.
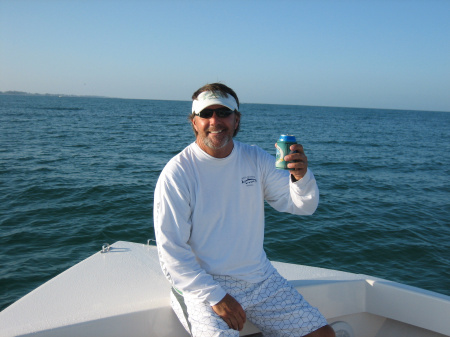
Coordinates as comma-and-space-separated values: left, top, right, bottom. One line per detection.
153, 140, 319, 306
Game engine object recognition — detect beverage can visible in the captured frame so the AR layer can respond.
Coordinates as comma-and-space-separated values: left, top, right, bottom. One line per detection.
275, 134, 297, 170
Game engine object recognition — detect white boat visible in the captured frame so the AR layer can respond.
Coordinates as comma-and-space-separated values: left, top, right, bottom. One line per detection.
0, 241, 448, 337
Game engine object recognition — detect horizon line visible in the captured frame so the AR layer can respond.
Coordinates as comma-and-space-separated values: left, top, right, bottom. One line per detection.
1, 90, 448, 114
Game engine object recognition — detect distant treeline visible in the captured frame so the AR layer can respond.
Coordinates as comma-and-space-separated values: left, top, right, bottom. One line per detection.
0, 91, 78, 97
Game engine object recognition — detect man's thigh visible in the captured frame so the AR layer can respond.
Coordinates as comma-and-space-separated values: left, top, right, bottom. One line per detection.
242, 271, 328, 337
171, 272, 327, 337
172, 288, 239, 337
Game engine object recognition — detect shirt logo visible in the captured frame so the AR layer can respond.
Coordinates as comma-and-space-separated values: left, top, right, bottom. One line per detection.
241, 176, 257, 186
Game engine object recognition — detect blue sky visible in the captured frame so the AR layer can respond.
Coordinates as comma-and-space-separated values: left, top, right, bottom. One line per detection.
1, 0, 449, 111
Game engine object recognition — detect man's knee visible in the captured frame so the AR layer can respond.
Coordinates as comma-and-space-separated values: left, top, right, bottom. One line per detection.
305, 324, 336, 337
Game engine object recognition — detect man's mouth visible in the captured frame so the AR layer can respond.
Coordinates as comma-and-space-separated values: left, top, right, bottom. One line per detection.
209, 129, 224, 134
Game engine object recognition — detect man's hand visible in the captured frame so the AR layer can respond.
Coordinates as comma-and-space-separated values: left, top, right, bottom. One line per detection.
211, 293, 246, 331
284, 143, 308, 181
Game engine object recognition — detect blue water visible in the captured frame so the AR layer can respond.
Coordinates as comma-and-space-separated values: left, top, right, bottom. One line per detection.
1, 95, 449, 311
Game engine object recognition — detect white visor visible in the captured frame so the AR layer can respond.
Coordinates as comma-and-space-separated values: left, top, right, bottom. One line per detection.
192, 91, 238, 115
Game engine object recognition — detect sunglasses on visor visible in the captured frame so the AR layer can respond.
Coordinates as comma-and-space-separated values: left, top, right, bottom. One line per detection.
195, 107, 235, 119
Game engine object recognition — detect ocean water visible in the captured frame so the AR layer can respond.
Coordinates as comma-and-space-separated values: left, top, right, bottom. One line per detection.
0, 95, 449, 311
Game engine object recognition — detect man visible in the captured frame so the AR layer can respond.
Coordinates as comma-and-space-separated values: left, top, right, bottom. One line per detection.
154, 83, 335, 337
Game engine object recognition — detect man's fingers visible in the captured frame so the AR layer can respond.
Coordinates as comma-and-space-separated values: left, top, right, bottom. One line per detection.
228, 311, 245, 331
223, 315, 242, 331
231, 316, 241, 331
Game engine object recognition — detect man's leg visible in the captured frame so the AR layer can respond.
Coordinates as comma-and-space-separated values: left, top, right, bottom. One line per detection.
170, 288, 239, 337
244, 271, 330, 337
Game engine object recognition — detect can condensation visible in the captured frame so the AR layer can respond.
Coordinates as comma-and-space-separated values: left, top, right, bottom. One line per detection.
275, 134, 297, 170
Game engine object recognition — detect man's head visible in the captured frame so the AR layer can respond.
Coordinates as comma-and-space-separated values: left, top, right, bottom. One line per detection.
189, 83, 241, 158
189, 83, 241, 137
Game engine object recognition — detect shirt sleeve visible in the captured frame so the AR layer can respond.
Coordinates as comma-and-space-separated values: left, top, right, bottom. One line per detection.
153, 167, 227, 306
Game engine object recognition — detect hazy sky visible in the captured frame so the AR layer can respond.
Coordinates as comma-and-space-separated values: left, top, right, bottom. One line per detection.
1, 0, 449, 111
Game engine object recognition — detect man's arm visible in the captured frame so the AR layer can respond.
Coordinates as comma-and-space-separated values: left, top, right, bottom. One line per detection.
263, 144, 319, 215
154, 173, 227, 305
155, 173, 247, 331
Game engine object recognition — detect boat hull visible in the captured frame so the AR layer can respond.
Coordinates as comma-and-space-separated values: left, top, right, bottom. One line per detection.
1, 241, 448, 337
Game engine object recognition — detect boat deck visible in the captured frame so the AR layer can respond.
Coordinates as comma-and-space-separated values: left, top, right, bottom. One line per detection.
1, 241, 449, 337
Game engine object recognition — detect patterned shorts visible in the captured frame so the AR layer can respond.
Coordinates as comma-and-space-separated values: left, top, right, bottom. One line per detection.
171, 270, 328, 337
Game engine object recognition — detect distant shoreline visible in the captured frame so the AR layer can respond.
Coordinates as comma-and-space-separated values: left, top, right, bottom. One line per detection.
0, 91, 107, 98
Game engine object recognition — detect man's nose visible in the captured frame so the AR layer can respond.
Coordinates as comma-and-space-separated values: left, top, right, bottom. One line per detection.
209, 111, 220, 123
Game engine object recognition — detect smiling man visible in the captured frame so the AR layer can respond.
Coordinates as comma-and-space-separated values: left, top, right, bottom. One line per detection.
154, 83, 334, 337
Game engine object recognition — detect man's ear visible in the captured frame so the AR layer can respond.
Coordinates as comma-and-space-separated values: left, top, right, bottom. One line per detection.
192, 117, 198, 132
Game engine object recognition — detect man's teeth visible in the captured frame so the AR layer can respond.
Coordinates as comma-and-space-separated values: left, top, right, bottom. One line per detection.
210, 130, 223, 134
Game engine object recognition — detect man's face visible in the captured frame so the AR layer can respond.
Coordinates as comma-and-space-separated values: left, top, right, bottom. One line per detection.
192, 104, 240, 158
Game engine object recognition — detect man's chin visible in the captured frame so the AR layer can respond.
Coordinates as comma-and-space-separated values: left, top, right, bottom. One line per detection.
204, 136, 231, 150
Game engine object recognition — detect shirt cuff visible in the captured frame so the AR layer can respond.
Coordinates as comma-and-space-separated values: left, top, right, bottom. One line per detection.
290, 168, 312, 186
207, 287, 228, 306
